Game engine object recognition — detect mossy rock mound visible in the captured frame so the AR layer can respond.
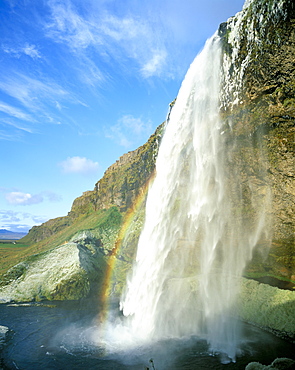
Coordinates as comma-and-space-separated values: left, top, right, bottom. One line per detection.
0, 231, 108, 303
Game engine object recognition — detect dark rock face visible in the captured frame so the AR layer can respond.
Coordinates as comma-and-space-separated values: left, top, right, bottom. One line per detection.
0, 325, 11, 369
219, 0, 295, 283
91, 123, 164, 212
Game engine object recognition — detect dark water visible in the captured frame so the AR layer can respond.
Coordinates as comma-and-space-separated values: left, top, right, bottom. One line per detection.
0, 300, 294, 370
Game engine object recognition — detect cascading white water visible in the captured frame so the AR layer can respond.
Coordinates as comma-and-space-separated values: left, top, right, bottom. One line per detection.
120, 29, 270, 362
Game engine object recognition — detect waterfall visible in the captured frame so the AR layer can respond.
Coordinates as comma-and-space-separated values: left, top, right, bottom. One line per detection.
120, 24, 270, 362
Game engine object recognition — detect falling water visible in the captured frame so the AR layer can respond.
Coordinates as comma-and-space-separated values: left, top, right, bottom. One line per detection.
120, 31, 270, 362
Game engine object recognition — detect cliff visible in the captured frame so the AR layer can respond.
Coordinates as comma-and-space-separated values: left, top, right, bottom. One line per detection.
0, 0, 294, 342
218, 0, 295, 283
21, 123, 163, 247
0, 124, 164, 300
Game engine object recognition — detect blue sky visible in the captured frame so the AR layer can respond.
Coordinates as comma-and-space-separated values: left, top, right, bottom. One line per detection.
0, 0, 245, 233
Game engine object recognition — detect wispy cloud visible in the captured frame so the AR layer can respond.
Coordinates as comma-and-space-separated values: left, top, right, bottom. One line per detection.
0, 72, 86, 131
5, 191, 62, 206
0, 73, 68, 112
58, 156, 99, 175
22, 43, 42, 59
45, 0, 100, 49
0, 210, 22, 223
106, 114, 152, 148
0, 210, 47, 224
2, 43, 42, 59
0, 0, 178, 144
0, 210, 48, 232
0, 118, 34, 133
141, 50, 168, 78
0, 101, 33, 121
0, 121, 33, 141
101, 14, 168, 78
45, 0, 169, 79
0, 129, 22, 141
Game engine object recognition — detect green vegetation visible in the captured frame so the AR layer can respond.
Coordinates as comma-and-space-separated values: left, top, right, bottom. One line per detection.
1, 0, 295, 302
0, 243, 30, 277
95, 123, 163, 212
0, 123, 162, 299
0, 242, 29, 248
0, 207, 123, 277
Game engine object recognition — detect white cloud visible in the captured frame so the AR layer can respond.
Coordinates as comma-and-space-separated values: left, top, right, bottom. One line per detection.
0, 73, 86, 129
107, 125, 132, 148
2, 43, 41, 59
6, 192, 39, 205
0, 118, 34, 133
100, 15, 142, 41
0, 210, 21, 222
141, 50, 167, 78
119, 115, 151, 135
106, 114, 152, 148
5, 191, 62, 206
59, 156, 99, 175
55, 101, 62, 110
0, 101, 33, 121
44, 1, 105, 86
100, 14, 168, 77
0, 74, 68, 112
22, 43, 41, 59
0, 210, 48, 232
45, 0, 169, 79
0, 119, 33, 141
41, 191, 63, 202
46, 0, 101, 49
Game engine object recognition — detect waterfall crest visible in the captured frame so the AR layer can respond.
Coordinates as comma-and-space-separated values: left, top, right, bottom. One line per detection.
120, 29, 270, 362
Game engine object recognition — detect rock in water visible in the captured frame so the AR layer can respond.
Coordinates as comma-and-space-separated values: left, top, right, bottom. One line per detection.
245, 357, 295, 369
0, 325, 9, 349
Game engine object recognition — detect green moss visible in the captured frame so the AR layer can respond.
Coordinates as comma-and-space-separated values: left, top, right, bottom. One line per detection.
49, 271, 90, 301
0, 262, 28, 287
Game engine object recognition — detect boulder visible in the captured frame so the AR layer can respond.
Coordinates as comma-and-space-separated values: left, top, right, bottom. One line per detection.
0, 231, 107, 303
245, 357, 295, 370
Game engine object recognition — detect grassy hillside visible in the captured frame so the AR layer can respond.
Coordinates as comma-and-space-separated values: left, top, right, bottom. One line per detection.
0, 207, 123, 277
0, 123, 164, 281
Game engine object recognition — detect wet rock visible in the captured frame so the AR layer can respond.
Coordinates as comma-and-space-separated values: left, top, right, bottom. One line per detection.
245, 357, 295, 369
0, 326, 9, 350
0, 325, 10, 370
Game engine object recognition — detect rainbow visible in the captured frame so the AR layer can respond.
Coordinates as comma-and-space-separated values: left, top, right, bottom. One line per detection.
98, 171, 156, 323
